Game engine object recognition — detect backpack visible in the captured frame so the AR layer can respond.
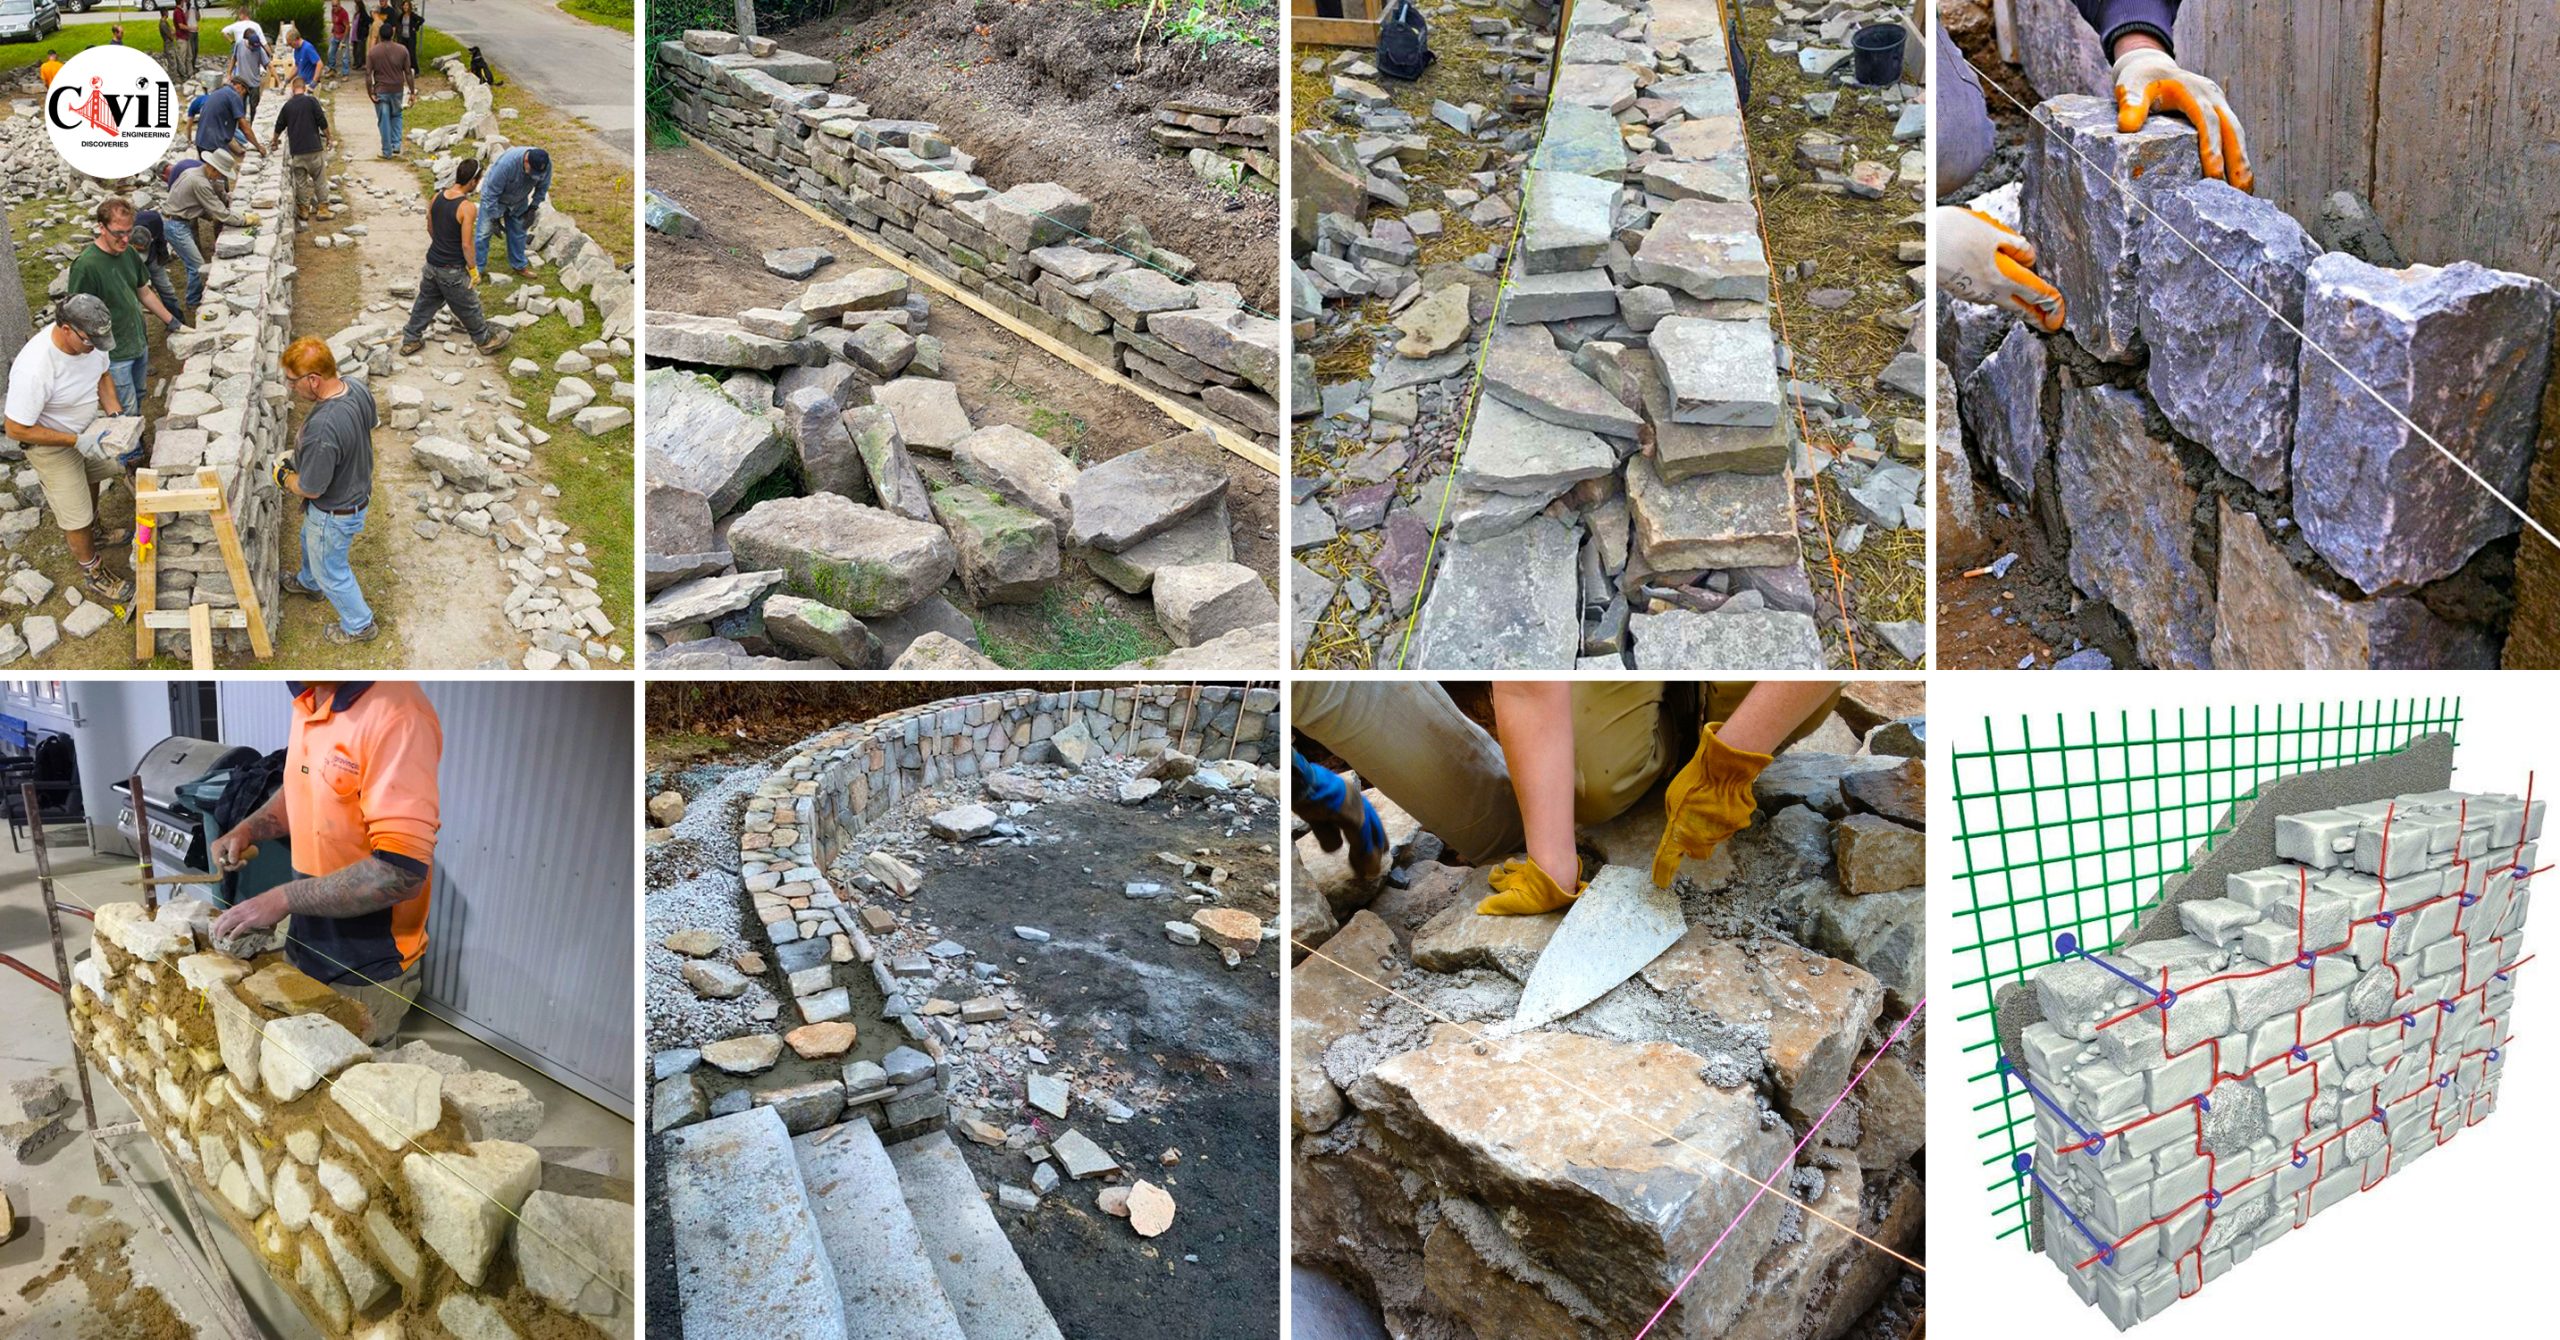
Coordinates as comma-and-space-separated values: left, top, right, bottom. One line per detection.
1377, 0, 1435, 82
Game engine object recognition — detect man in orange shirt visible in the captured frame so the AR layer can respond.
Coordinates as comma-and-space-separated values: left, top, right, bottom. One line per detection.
38, 51, 63, 87
210, 681, 443, 1043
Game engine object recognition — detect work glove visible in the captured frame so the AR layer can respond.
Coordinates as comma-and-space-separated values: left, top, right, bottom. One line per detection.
1650, 723, 1775, 888
1934, 205, 2065, 333
1475, 855, 1586, 917
242, 211, 261, 228
2111, 46, 2253, 192
270, 451, 296, 490
468, 265, 483, 286
1292, 750, 1389, 886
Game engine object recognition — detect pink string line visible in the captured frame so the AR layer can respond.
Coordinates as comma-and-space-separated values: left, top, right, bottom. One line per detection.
1633, 995, 1928, 1339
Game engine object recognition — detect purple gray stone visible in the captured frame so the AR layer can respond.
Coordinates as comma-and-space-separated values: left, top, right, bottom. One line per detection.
2137, 180, 2319, 492
1631, 200, 1769, 302
1412, 515, 1582, 669
1481, 323, 1643, 437
2022, 96, 2204, 363
1630, 608, 1827, 670
1963, 323, 2048, 499
1520, 172, 1618, 275
1650, 316, 1780, 426
2290, 255, 2558, 593
2056, 386, 2215, 668
1455, 398, 1617, 501
2212, 500, 2496, 669
643, 368, 787, 516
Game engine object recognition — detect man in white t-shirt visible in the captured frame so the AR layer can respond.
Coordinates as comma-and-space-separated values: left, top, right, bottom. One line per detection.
4, 295, 137, 602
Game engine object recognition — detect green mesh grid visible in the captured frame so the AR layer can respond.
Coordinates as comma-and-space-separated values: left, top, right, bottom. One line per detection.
1948, 697, 2465, 1248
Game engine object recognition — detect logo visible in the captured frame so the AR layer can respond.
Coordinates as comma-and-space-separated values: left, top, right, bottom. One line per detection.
44, 45, 177, 180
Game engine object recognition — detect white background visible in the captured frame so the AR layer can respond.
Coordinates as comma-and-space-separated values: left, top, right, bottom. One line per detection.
1925, 670, 2556, 1334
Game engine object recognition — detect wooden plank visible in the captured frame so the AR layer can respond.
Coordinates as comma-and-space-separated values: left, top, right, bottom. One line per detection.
2174, 2, 2382, 243
186, 603, 213, 671
142, 611, 250, 630
133, 468, 156, 660
131, 487, 226, 514
1292, 17, 1379, 47
2371, 0, 2560, 287
680, 133, 1282, 475
200, 469, 273, 659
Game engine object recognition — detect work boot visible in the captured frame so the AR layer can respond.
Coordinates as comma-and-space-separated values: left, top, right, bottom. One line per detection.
475, 328, 514, 356
398, 337, 424, 356
324, 621, 381, 645
282, 574, 319, 597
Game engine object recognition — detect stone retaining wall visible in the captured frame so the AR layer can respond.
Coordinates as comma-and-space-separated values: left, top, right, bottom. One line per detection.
1149, 96, 1279, 193
1944, 95, 2559, 668
150, 143, 296, 656
654, 34, 1281, 449
430, 55, 638, 342
71, 899, 632, 1338
2017, 788, 2535, 1326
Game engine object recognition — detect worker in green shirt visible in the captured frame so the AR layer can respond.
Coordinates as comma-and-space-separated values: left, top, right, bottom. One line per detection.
64, 198, 183, 415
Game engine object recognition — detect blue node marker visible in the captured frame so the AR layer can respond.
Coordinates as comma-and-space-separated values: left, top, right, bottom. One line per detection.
2015, 1152, 2034, 1174
2373, 1107, 2388, 1127
2158, 989, 2178, 1010
2195, 1093, 2212, 1113
2462, 893, 2480, 907
2402, 1013, 2418, 1029
2100, 1246, 2118, 1267
2437, 1074, 2452, 1089
2377, 912, 2396, 929
2297, 951, 2317, 970
2292, 1148, 2309, 1168
2206, 1189, 2223, 1210
2056, 932, 2079, 957
2291, 1046, 2310, 1063
2490, 1048, 2503, 1061
2440, 999, 2457, 1014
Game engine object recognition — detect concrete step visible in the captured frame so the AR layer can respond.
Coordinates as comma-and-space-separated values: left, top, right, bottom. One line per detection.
793, 1119, 971, 1340
663, 1105, 849, 1340
886, 1131, 1065, 1340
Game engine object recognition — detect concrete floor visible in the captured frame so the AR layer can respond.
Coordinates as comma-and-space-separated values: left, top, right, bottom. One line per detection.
0, 817, 634, 1339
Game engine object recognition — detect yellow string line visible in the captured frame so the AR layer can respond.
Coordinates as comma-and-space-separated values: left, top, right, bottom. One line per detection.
1291, 933, 1926, 1272
1953, 46, 2560, 556
52, 885, 635, 1308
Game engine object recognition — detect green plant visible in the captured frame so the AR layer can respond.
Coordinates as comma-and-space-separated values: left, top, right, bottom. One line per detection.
1164, 1, 1265, 49
644, 0, 746, 144
976, 589, 1169, 670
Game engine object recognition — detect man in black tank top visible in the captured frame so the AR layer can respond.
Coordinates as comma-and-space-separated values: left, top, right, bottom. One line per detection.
399, 158, 513, 357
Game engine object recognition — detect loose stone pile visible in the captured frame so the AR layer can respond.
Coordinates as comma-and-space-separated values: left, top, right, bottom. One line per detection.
69, 897, 633, 1338
1292, 0, 1923, 669
649, 687, 1281, 1217
2011, 778, 2536, 1328
1153, 95, 1282, 193
653, 33, 1283, 447
1292, 704, 1926, 1337
1942, 93, 2558, 668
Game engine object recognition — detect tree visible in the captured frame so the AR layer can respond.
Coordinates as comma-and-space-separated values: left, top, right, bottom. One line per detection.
0, 222, 32, 408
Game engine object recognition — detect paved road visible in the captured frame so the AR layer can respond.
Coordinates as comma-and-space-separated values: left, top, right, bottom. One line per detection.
50, 1, 634, 159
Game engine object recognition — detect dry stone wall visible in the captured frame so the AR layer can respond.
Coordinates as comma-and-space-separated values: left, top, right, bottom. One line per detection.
654, 34, 1282, 449
149, 138, 297, 657
1150, 97, 1280, 193
70, 897, 633, 1338
2015, 788, 2537, 1328
650, 686, 1278, 1145
1943, 94, 2559, 668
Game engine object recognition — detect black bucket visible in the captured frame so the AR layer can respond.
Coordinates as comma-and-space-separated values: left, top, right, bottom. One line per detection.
1851, 23, 1907, 86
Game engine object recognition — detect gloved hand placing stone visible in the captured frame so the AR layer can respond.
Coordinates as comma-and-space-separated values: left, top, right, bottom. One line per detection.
1650, 723, 1775, 888
1475, 854, 1586, 917
1292, 749, 1389, 886
270, 451, 297, 491
2111, 42, 2253, 191
1935, 205, 2065, 332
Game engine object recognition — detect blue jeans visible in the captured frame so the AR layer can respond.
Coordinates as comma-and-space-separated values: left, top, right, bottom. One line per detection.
167, 217, 207, 308
474, 200, 533, 272
109, 353, 146, 415
329, 38, 351, 74
297, 503, 373, 634
373, 94, 404, 156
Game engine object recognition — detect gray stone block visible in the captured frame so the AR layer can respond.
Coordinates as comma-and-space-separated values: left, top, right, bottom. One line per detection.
2211, 499, 2498, 669
2022, 96, 2204, 363
1412, 516, 1583, 669
1650, 316, 1780, 426
2138, 181, 2320, 492
2055, 385, 2214, 668
1963, 323, 2048, 499
1520, 172, 1618, 275
1629, 609, 1826, 670
2290, 255, 2558, 593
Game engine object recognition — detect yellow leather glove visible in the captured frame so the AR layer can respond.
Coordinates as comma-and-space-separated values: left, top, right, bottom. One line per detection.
1475, 855, 1585, 917
1651, 723, 1775, 887
2111, 46, 2254, 192
1934, 206, 2065, 333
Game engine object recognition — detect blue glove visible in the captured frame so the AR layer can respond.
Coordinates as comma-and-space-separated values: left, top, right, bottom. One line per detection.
1293, 750, 1389, 883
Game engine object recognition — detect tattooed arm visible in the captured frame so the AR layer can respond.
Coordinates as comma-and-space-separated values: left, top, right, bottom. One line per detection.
210, 853, 426, 937
212, 790, 290, 867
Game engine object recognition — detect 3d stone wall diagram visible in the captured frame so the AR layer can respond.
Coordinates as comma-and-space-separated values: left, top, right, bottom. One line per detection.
66, 898, 632, 1338
1939, 89, 2559, 669
2003, 768, 2539, 1328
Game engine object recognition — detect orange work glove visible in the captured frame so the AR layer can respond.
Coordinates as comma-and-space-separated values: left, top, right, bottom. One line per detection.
1651, 723, 1775, 888
1935, 205, 2065, 333
2111, 46, 2254, 192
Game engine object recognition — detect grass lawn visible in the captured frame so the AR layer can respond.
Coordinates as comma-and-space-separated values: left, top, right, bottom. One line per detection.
976, 588, 1170, 670
0, 25, 231, 77
557, 0, 633, 35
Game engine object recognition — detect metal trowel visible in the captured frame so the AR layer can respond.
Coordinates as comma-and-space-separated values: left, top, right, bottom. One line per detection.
1499, 865, 1689, 1034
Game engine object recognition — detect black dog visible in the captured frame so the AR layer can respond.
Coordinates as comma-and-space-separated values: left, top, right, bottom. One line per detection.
468, 45, 502, 88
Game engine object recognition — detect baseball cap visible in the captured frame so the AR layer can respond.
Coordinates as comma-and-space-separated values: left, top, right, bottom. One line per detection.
59, 294, 114, 344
